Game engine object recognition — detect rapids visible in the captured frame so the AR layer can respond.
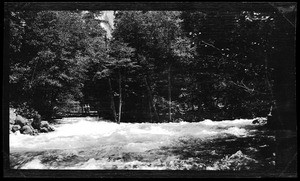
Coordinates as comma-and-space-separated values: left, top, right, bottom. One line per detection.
10, 117, 275, 170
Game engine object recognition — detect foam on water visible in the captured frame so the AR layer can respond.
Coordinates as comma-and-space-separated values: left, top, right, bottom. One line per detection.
10, 117, 267, 169
10, 117, 262, 152
21, 157, 47, 169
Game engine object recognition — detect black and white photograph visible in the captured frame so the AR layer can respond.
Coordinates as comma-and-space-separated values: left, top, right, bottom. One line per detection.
3, 2, 297, 178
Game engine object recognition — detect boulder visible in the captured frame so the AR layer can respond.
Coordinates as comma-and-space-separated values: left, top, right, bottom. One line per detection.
32, 129, 39, 135
40, 121, 54, 132
11, 125, 21, 133
10, 124, 13, 133
49, 126, 55, 131
40, 121, 50, 128
27, 118, 34, 125
9, 108, 17, 124
252, 118, 267, 125
15, 115, 29, 127
10, 118, 15, 125
21, 125, 33, 135
40, 127, 49, 133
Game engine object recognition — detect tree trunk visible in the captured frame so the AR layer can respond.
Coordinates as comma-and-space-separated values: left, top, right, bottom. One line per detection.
148, 97, 153, 123
108, 78, 117, 123
144, 76, 159, 122
168, 64, 172, 122
118, 70, 122, 124
264, 56, 274, 118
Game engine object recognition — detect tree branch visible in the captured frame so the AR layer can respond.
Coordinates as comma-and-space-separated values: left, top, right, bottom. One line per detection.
200, 40, 222, 52
268, 2, 296, 28
229, 80, 268, 95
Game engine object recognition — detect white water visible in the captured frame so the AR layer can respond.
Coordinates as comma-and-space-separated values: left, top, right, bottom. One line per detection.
10, 117, 267, 169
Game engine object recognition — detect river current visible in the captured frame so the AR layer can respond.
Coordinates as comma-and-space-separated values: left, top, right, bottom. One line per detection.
10, 117, 275, 170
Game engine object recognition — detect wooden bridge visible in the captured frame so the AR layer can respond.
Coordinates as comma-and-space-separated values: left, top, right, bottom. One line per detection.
63, 111, 99, 117
52, 100, 116, 119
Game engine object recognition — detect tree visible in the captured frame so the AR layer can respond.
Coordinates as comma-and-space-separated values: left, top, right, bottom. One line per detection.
113, 11, 193, 122
8, 10, 106, 120
107, 40, 137, 123
8, 7, 293, 124
180, 9, 278, 120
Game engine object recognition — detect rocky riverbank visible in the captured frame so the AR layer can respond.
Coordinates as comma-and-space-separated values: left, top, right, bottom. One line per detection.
10, 108, 55, 135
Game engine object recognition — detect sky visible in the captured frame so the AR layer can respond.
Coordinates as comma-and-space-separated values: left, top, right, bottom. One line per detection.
98, 11, 115, 39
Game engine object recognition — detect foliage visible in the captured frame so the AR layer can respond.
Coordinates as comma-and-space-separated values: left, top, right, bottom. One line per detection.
8, 11, 106, 120
178, 10, 277, 120
13, 102, 40, 119
8, 6, 295, 122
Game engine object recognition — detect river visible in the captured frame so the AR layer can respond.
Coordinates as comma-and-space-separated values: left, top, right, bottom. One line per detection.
10, 117, 275, 170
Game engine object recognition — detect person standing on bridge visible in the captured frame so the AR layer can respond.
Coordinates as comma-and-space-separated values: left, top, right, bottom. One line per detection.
83, 104, 87, 114
87, 104, 90, 114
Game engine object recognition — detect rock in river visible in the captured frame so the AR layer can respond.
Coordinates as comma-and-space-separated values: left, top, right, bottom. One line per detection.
15, 115, 29, 127
21, 125, 34, 135
40, 121, 50, 128
12, 125, 21, 133
9, 108, 17, 124
40, 121, 55, 132
10, 118, 15, 125
40, 127, 49, 133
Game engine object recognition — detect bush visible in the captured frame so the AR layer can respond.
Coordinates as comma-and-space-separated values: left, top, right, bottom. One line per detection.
31, 114, 42, 130
14, 103, 40, 119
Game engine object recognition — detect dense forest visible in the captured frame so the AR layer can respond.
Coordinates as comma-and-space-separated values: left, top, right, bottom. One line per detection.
6, 4, 296, 126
